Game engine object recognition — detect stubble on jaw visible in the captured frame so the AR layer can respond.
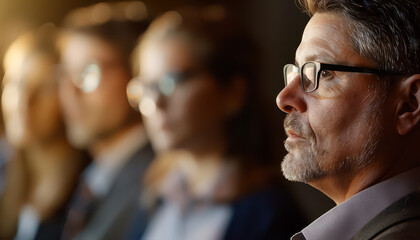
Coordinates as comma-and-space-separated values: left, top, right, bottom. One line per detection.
281, 112, 328, 182
281, 87, 385, 183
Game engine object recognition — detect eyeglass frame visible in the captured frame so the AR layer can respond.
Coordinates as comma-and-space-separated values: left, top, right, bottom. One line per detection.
57, 62, 102, 93
283, 61, 404, 93
126, 68, 203, 110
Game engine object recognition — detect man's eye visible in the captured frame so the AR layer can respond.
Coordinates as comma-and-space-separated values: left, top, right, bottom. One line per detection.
320, 70, 333, 79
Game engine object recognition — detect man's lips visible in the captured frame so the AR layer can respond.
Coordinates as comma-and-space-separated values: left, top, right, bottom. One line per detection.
286, 129, 305, 139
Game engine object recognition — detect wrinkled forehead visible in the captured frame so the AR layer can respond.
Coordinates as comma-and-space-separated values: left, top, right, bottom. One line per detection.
295, 12, 365, 66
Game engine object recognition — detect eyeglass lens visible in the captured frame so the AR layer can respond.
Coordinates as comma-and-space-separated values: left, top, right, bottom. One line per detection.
284, 63, 318, 92
78, 63, 101, 93
284, 64, 298, 86
302, 62, 316, 92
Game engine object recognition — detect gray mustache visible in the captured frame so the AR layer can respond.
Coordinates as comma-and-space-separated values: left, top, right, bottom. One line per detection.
284, 113, 315, 141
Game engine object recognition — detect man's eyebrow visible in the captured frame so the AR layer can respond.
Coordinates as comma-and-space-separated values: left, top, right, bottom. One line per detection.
296, 53, 339, 66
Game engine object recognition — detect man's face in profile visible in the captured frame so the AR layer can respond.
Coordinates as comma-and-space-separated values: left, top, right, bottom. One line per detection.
277, 12, 388, 183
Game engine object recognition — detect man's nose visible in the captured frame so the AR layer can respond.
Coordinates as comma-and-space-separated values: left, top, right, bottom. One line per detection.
143, 86, 167, 109
276, 75, 307, 113
139, 90, 167, 117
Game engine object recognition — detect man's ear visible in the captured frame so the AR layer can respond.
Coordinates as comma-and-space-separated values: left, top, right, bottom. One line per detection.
396, 74, 420, 135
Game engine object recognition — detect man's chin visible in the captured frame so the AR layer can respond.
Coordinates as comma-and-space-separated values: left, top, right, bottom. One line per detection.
281, 154, 305, 182
281, 152, 327, 183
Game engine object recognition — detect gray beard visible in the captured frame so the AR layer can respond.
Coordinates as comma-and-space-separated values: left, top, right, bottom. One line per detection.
281, 136, 327, 182
281, 98, 384, 183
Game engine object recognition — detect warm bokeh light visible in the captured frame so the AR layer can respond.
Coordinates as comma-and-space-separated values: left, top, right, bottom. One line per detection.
125, 1, 148, 21
139, 97, 156, 117
91, 2, 112, 25
0, 0, 334, 227
63, 1, 148, 27
126, 78, 144, 110
79, 63, 101, 93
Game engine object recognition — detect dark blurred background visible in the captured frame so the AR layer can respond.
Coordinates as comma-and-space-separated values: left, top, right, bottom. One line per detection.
0, 0, 334, 222
0, 0, 307, 112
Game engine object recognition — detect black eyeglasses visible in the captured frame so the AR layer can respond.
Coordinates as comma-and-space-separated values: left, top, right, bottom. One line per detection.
283, 61, 403, 92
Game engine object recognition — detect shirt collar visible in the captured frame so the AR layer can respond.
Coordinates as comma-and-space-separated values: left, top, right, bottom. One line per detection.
158, 155, 238, 210
293, 167, 420, 240
84, 124, 148, 197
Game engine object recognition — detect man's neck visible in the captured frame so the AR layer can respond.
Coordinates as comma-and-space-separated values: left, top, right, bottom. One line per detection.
310, 153, 420, 205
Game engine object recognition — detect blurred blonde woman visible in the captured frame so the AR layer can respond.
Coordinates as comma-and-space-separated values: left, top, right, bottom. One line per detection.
126, 5, 305, 240
0, 25, 88, 240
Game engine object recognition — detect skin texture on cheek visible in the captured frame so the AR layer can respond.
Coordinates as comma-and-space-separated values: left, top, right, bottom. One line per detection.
312, 89, 367, 156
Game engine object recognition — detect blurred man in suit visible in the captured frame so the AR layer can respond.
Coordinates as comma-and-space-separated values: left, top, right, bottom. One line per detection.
58, 2, 153, 239
277, 0, 420, 239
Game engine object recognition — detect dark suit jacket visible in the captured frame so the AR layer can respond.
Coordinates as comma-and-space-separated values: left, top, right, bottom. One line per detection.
352, 189, 420, 240
126, 185, 306, 240
76, 143, 154, 240
222, 186, 306, 240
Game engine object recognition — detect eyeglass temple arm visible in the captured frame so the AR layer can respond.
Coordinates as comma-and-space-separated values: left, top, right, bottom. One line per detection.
320, 63, 402, 75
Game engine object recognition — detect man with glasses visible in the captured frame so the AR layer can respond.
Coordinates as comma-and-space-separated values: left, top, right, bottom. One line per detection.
277, 0, 420, 239
58, 2, 154, 240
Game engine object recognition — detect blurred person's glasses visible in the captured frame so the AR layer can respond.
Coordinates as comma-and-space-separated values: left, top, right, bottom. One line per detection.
126, 69, 199, 113
58, 62, 101, 93
283, 61, 403, 92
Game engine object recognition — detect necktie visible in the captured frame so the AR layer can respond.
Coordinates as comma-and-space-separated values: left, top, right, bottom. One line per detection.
62, 181, 97, 240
